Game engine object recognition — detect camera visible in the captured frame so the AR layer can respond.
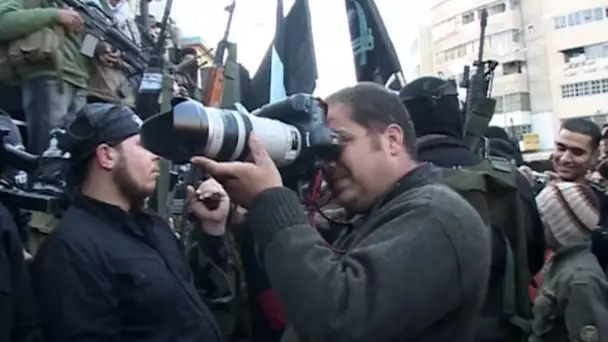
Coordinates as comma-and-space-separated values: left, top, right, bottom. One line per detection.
140, 94, 343, 190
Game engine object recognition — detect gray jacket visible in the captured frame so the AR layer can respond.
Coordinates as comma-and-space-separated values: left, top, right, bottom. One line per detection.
247, 164, 491, 342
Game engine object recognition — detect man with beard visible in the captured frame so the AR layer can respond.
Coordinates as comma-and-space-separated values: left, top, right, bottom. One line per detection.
31, 104, 224, 342
190, 82, 491, 342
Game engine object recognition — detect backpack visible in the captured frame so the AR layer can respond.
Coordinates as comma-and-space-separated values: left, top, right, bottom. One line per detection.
440, 157, 532, 342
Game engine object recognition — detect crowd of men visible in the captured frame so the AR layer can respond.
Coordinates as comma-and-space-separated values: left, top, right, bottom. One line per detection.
1, 1, 608, 342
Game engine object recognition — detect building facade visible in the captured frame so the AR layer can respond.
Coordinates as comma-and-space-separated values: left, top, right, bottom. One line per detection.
421, 0, 608, 154
405, 26, 435, 80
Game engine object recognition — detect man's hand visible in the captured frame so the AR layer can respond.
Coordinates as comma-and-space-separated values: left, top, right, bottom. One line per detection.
188, 178, 230, 236
57, 9, 84, 32
99, 44, 122, 68
190, 135, 283, 209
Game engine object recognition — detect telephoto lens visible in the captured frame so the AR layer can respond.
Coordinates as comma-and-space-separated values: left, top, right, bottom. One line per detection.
140, 98, 302, 166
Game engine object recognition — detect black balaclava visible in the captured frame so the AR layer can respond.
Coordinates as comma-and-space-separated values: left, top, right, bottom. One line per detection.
399, 76, 463, 139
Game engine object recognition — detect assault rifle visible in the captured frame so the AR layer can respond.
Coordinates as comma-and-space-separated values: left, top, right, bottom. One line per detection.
461, 8, 499, 155
56, 0, 150, 73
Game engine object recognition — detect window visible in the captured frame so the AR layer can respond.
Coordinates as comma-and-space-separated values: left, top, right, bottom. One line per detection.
554, 16, 566, 29
591, 80, 601, 94
502, 61, 525, 75
568, 12, 581, 26
509, 0, 520, 8
555, 7, 608, 30
583, 9, 593, 23
561, 78, 608, 98
498, 93, 531, 112
562, 47, 585, 63
462, 12, 475, 24
562, 41, 608, 62
488, 2, 506, 15
593, 7, 603, 21
561, 84, 575, 98
602, 79, 608, 93
512, 29, 521, 42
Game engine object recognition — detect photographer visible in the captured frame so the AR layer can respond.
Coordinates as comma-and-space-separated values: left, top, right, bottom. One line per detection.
31, 103, 224, 342
86, 0, 140, 108
191, 83, 491, 342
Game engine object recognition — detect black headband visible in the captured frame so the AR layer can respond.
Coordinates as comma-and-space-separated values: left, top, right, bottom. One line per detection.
67, 104, 142, 162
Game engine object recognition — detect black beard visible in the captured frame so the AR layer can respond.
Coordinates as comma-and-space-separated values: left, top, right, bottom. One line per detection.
112, 161, 153, 209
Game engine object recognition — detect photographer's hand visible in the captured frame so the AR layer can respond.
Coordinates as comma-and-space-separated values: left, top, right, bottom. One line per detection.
190, 135, 283, 209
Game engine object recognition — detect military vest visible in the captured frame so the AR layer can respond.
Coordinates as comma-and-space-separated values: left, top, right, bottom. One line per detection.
440, 157, 532, 342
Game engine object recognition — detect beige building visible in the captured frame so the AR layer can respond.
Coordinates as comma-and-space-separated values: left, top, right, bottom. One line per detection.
420, 0, 608, 153
406, 26, 435, 79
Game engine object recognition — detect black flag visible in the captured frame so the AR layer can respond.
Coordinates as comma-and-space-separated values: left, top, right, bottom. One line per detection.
244, 0, 318, 111
345, 0, 405, 88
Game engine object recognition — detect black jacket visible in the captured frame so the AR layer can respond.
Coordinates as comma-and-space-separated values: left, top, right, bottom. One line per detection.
31, 194, 223, 342
0, 203, 42, 342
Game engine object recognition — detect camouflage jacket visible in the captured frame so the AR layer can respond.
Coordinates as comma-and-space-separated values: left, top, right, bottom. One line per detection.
530, 244, 608, 342
186, 217, 251, 342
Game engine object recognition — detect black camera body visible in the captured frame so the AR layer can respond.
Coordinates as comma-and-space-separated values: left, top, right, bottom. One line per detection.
252, 94, 342, 188
140, 93, 342, 192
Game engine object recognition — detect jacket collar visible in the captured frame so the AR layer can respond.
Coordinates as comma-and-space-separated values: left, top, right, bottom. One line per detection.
361, 162, 438, 218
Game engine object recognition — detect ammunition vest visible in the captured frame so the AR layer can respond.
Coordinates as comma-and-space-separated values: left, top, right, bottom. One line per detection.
0, 0, 65, 84
440, 158, 532, 342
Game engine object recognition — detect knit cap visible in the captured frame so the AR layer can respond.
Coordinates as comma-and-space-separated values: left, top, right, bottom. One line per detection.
536, 182, 600, 246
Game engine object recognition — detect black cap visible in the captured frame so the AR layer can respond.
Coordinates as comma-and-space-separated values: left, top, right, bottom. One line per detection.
66, 103, 142, 162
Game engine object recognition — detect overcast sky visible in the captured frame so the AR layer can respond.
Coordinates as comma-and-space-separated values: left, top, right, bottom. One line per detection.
151, 0, 427, 96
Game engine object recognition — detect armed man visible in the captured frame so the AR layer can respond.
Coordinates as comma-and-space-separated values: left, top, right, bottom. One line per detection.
31, 103, 226, 342
0, 0, 86, 155
173, 47, 200, 98
86, 0, 140, 109
399, 76, 545, 342
190, 82, 491, 342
